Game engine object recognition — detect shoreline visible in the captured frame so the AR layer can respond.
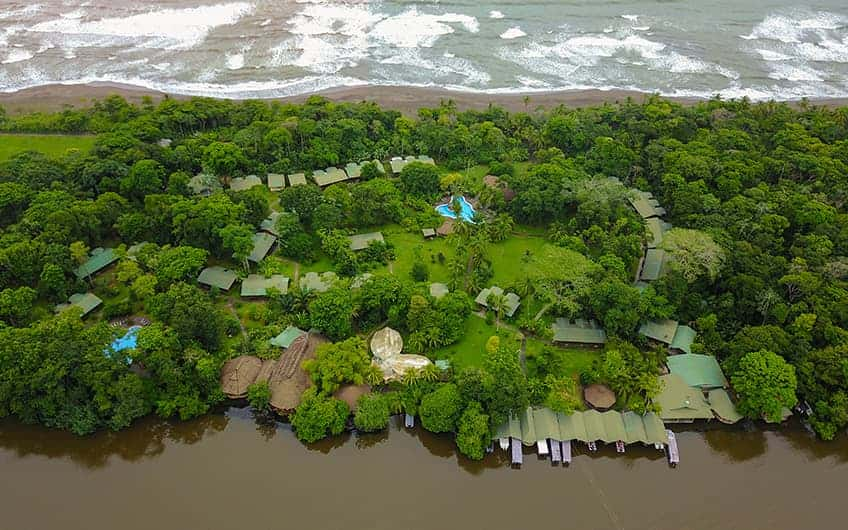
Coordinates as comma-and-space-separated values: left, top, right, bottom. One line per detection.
2, 82, 848, 116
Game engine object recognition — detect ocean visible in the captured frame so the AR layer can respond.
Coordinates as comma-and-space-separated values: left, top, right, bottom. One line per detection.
1, 0, 847, 100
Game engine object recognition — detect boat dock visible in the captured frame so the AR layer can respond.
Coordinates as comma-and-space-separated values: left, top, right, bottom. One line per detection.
550, 439, 561, 463
511, 438, 523, 466
562, 441, 572, 465
666, 430, 679, 466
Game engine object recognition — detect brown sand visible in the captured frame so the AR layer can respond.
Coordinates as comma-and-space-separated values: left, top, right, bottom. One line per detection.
3, 82, 847, 117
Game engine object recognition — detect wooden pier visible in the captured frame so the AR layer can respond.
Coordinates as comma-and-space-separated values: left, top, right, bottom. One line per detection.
537, 440, 549, 456
550, 439, 561, 463
666, 430, 679, 466
561, 441, 572, 465
511, 438, 523, 466
404, 414, 414, 428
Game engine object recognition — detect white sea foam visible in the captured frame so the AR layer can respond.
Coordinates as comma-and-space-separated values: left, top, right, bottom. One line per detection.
633, 26, 650, 32
621, 15, 639, 22
226, 52, 245, 70
795, 39, 848, 63
756, 49, 791, 61
489, 11, 505, 20
500, 27, 526, 40
29, 2, 254, 50
2, 49, 34, 64
768, 63, 824, 82
371, 9, 479, 48
0, 5, 41, 21
259, 19, 272, 27
742, 11, 847, 43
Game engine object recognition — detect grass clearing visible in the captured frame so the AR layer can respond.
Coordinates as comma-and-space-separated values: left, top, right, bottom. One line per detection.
488, 234, 549, 286
525, 337, 600, 378
0, 134, 96, 161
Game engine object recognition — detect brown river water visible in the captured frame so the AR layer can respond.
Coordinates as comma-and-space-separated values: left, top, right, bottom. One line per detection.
1, 407, 846, 530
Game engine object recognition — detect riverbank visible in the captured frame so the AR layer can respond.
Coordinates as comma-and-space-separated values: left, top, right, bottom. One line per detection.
0, 408, 845, 530
3, 82, 848, 116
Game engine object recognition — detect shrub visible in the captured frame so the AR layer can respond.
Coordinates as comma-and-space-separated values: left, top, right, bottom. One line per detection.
247, 381, 271, 412
291, 388, 350, 443
419, 383, 462, 433
354, 393, 390, 432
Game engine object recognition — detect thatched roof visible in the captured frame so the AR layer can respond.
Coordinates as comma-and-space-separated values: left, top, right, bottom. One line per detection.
371, 327, 403, 361
269, 333, 327, 413
220, 355, 263, 399
584, 383, 616, 410
333, 384, 371, 412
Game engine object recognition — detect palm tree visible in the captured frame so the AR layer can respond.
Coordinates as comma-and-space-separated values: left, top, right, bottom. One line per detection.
488, 292, 508, 328
421, 364, 440, 383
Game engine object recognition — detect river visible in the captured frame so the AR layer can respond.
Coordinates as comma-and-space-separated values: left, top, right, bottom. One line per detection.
1, 407, 845, 530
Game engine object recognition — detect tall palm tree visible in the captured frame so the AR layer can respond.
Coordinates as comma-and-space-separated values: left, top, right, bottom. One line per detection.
488, 292, 508, 328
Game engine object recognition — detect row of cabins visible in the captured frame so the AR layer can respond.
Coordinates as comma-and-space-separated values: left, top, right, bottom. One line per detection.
189, 155, 436, 196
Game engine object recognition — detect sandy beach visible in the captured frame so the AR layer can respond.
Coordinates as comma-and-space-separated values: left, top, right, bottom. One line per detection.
1, 82, 847, 116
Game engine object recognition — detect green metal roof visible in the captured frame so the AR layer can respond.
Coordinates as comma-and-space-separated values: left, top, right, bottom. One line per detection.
645, 217, 672, 248
229, 175, 263, 192
313, 167, 349, 187
344, 163, 361, 178
299, 271, 337, 293
259, 211, 281, 237
667, 353, 727, 389
55, 292, 102, 317
389, 157, 407, 174
270, 325, 306, 348
368, 159, 386, 173
348, 232, 384, 251
417, 155, 435, 165
267, 173, 285, 191
287, 173, 307, 186
628, 190, 667, 219
639, 319, 679, 344
197, 266, 237, 291
707, 389, 743, 424
654, 374, 714, 421
494, 407, 667, 445
670, 325, 697, 354
240, 274, 289, 297
640, 248, 666, 281
475, 286, 520, 317
248, 232, 276, 263
552, 318, 607, 344
74, 248, 118, 280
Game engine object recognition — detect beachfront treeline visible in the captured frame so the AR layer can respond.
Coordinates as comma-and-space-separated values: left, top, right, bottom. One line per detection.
0, 95, 846, 445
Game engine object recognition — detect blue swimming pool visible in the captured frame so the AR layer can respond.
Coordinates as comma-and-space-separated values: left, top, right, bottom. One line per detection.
435, 195, 476, 223
108, 325, 140, 363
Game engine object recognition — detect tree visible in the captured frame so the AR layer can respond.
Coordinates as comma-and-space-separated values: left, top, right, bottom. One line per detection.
0, 287, 37, 326
308, 287, 357, 341
290, 387, 350, 443
420, 383, 462, 433
152, 246, 208, 284
731, 350, 798, 423
146, 283, 225, 351
482, 343, 529, 428
202, 142, 248, 177
120, 159, 165, 201
411, 261, 429, 282
660, 228, 725, 283
247, 381, 271, 412
302, 337, 371, 394
400, 162, 440, 198
219, 223, 254, 271
354, 393, 390, 432
455, 401, 490, 460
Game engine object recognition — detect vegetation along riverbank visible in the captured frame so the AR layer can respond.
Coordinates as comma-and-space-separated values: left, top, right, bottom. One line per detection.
0, 92, 846, 462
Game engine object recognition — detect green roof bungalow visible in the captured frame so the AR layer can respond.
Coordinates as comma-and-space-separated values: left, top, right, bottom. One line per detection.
628, 190, 667, 219
229, 175, 263, 192
310, 169, 328, 186
368, 159, 386, 174
344, 162, 361, 179
416, 155, 435, 165
55, 292, 103, 318
259, 211, 281, 237
707, 389, 743, 424
348, 232, 384, 251
475, 286, 520, 317
639, 248, 666, 281
299, 271, 337, 293
313, 167, 348, 187
667, 353, 727, 389
552, 318, 607, 346
248, 232, 276, 263
270, 325, 306, 349
389, 156, 407, 174
197, 266, 237, 291
188, 173, 222, 196
287, 173, 307, 186
645, 218, 672, 248
74, 247, 118, 280
639, 319, 680, 345
240, 274, 289, 297
670, 325, 697, 354
654, 373, 714, 423
267, 173, 285, 191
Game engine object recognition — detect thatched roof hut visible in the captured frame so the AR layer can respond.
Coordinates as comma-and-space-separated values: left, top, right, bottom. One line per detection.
220, 355, 263, 399
584, 383, 617, 410
370, 327, 403, 361
269, 333, 327, 413
333, 384, 371, 412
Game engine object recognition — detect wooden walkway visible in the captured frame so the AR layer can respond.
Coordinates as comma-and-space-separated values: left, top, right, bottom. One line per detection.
666, 430, 679, 466
511, 438, 523, 465
550, 439, 561, 463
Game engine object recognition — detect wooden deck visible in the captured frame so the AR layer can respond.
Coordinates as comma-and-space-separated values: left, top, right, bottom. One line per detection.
511, 438, 523, 465
666, 430, 679, 466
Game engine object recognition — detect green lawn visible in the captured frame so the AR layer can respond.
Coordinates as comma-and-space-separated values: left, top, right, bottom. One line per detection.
382, 225, 454, 283
0, 134, 96, 161
525, 337, 600, 378
488, 233, 549, 286
430, 315, 501, 369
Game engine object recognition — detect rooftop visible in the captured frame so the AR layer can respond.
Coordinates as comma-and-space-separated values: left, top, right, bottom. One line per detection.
197, 266, 237, 291
299, 271, 337, 293
267, 173, 285, 191
229, 175, 263, 192
259, 211, 281, 237
654, 373, 714, 422
55, 292, 102, 317
629, 190, 667, 219
248, 232, 276, 263
348, 232, 384, 251
74, 247, 118, 280
287, 173, 307, 186
314, 167, 349, 187
640, 248, 667, 281
344, 162, 362, 179
646, 217, 672, 248
240, 274, 289, 297
552, 318, 607, 345
639, 318, 680, 344
667, 353, 727, 389
475, 286, 520, 317
270, 325, 306, 349
187, 173, 222, 196
707, 389, 743, 424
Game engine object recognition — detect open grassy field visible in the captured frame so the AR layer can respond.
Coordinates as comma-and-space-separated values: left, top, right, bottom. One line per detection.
524, 337, 600, 377
0, 134, 96, 161
430, 315, 501, 369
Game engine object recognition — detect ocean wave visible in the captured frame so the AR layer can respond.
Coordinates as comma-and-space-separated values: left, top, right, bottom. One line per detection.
767, 63, 825, 82
370, 8, 479, 48
489, 11, 505, 20
742, 10, 847, 43
2, 49, 34, 65
500, 27, 526, 40
28, 2, 254, 50
0, 5, 42, 21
